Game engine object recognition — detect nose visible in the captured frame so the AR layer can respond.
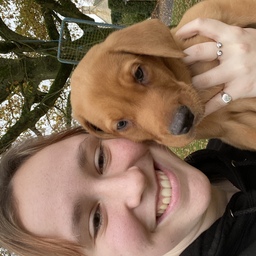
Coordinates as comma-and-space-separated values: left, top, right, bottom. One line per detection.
99, 166, 146, 209
170, 105, 194, 135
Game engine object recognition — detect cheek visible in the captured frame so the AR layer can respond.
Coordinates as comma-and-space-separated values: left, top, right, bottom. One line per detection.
108, 139, 148, 158
99, 213, 151, 254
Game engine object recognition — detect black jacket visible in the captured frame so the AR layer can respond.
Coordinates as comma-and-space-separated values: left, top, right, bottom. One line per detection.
181, 139, 256, 256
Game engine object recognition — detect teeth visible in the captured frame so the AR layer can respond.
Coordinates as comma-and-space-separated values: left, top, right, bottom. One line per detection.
161, 188, 172, 197
162, 197, 171, 204
157, 210, 165, 217
160, 204, 168, 210
160, 173, 168, 180
156, 171, 172, 218
160, 180, 171, 188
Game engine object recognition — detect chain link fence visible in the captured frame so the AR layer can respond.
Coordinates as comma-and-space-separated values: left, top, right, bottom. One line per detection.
57, 0, 201, 65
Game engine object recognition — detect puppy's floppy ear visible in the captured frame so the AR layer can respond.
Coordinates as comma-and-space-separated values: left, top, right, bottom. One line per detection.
104, 19, 185, 58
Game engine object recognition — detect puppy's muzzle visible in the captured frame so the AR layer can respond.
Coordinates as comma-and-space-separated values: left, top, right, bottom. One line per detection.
170, 106, 194, 135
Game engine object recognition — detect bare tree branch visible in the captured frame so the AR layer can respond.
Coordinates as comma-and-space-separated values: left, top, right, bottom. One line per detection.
0, 63, 73, 153
34, 0, 93, 20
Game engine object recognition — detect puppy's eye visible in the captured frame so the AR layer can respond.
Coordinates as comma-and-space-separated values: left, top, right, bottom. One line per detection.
116, 120, 128, 130
134, 66, 144, 83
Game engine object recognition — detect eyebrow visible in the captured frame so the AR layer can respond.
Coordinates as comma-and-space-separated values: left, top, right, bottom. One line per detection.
72, 200, 83, 242
72, 139, 90, 243
77, 139, 88, 170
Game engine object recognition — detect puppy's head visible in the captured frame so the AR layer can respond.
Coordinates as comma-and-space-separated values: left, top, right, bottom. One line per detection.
71, 19, 204, 147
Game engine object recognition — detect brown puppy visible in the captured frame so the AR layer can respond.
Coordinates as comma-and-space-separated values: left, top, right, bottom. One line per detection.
71, 0, 256, 150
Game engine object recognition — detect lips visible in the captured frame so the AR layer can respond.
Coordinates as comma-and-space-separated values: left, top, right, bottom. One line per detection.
156, 170, 172, 218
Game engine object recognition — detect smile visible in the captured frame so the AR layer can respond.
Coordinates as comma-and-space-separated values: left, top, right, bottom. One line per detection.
156, 170, 172, 218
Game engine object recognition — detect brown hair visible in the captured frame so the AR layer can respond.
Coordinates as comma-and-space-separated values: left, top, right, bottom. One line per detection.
0, 126, 88, 256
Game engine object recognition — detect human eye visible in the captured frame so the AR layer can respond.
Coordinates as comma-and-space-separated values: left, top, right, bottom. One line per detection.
95, 141, 106, 174
93, 204, 103, 238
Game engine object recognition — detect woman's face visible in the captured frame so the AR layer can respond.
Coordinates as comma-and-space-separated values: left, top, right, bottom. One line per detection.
13, 134, 214, 256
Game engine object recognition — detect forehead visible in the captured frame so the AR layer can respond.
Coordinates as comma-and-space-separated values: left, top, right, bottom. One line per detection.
73, 45, 121, 77
12, 136, 85, 239
71, 45, 143, 90
71, 60, 143, 113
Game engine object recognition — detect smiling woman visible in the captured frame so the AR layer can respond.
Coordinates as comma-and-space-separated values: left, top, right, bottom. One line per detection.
7, 128, 217, 256
1, 125, 256, 256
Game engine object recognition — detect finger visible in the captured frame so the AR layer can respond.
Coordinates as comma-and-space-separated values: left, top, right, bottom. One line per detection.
192, 63, 236, 89
176, 18, 232, 41
223, 76, 256, 99
204, 91, 232, 116
182, 42, 218, 64
204, 82, 242, 116
204, 93, 224, 116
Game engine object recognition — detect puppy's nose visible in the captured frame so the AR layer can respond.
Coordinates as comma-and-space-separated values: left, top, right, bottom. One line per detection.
170, 106, 194, 135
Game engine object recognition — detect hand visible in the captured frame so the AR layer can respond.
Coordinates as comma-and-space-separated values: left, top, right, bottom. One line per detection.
176, 18, 256, 116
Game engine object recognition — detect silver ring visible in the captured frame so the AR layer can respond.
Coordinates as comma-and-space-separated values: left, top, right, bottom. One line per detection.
216, 42, 223, 58
221, 91, 232, 104
217, 49, 223, 57
216, 42, 223, 48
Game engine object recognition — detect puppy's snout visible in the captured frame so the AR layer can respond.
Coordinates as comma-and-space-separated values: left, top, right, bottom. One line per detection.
170, 106, 194, 135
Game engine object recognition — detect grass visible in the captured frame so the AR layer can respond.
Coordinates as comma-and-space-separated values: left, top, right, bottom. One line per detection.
170, 139, 208, 159
171, 0, 202, 25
